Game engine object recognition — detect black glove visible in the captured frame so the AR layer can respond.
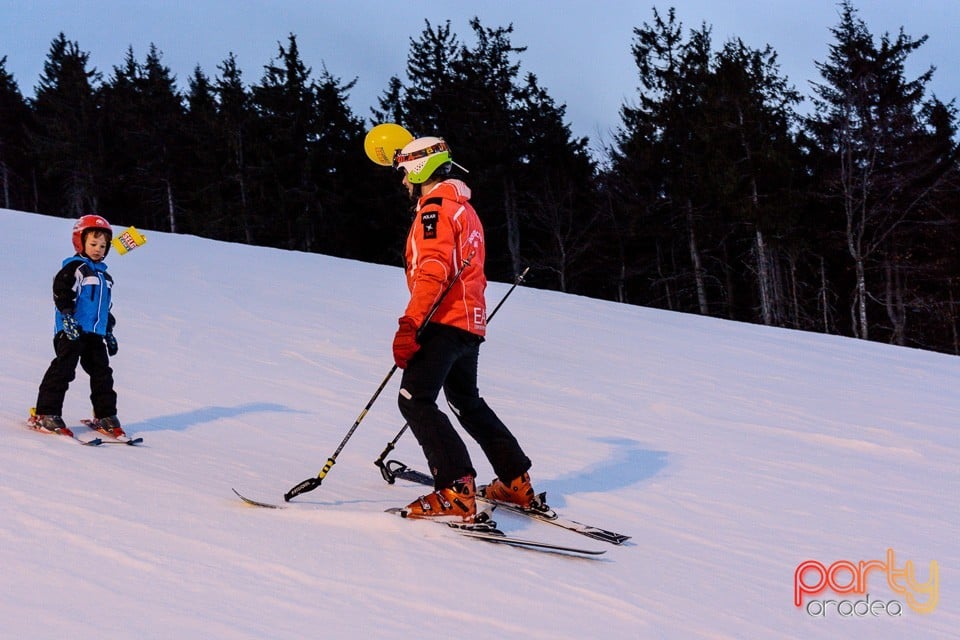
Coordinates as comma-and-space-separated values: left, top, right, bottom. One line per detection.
105, 333, 118, 356
61, 314, 81, 340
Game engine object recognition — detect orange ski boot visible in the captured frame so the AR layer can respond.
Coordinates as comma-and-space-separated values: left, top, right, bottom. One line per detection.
400, 475, 477, 522
478, 472, 536, 508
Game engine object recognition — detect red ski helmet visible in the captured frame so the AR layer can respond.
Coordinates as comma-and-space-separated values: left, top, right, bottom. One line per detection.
72, 214, 113, 254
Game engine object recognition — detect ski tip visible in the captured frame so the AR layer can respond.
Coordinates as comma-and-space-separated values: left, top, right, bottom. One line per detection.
102, 436, 144, 445
232, 488, 284, 509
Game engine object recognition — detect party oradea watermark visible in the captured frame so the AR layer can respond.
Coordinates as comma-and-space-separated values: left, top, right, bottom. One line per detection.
794, 548, 938, 617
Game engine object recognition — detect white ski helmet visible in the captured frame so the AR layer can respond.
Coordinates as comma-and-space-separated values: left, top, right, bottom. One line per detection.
393, 136, 466, 184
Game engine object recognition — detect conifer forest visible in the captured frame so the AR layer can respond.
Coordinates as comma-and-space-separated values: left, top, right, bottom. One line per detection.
2, 3, 958, 354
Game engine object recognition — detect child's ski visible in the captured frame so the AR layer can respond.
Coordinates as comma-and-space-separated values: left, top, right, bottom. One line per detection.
80, 419, 143, 445
25, 421, 102, 446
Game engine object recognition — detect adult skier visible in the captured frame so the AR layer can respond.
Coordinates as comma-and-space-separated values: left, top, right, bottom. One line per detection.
390, 134, 538, 522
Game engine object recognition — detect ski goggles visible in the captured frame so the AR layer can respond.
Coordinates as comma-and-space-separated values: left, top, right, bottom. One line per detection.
392, 140, 450, 169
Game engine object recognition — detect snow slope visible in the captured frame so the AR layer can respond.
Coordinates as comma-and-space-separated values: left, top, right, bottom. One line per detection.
1, 208, 957, 639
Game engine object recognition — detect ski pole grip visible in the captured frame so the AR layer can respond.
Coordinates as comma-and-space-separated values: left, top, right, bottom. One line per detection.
284, 477, 320, 501
284, 458, 333, 501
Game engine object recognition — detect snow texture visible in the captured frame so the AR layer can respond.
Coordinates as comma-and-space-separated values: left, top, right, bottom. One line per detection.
1, 209, 957, 639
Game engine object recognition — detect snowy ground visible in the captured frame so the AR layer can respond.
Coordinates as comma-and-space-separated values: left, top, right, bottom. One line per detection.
1, 208, 957, 639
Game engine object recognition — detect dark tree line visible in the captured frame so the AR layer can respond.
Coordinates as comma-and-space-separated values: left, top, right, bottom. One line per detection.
605, 3, 958, 353
1, 3, 958, 354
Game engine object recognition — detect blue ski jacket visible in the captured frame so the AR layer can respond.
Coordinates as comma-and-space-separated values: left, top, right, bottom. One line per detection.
52, 254, 115, 336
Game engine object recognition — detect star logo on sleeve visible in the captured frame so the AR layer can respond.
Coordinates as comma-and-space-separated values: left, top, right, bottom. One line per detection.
421, 211, 438, 239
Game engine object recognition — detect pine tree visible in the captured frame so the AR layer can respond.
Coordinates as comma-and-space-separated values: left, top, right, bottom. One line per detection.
99, 44, 185, 231
214, 53, 256, 244
29, 33, 102, 217
308, 65, 368, 257
0, 56, 33, 210
606, 7, 816, 326
708, 39, 804, 326
807, 0, 959, 343
512, 72, 596, 293
250, 34, 319, 249
382, 18, 595, 287
608, 9, 715, 314
181, 65, 226, 239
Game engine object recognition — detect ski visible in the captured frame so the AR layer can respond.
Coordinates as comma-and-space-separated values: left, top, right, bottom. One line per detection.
385, 507, 606, 556
232, 488, 285, 509
232, 490, 603, 555
25, 423, 102, 446
454, 528, 607, 555
482, 496, 629, 545
25, 413, 103, 446
380, 460, 630, 545
98, 437, 144, 445
80, 419, 143, 445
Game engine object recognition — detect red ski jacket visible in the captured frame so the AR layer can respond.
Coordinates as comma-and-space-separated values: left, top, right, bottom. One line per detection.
402, 179, 487, 336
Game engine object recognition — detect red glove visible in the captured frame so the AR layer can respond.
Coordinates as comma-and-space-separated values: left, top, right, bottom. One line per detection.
392, 316, 420, 369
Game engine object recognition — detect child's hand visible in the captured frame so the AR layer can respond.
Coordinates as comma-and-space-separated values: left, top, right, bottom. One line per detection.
105, 333, 118, 356
61, 314, 80, 340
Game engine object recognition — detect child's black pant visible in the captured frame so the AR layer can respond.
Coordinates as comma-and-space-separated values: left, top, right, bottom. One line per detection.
36, 333, 117, 418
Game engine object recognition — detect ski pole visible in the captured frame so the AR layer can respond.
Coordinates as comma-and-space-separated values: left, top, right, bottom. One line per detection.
374, 266, 530, 484
284, 253, 475, 502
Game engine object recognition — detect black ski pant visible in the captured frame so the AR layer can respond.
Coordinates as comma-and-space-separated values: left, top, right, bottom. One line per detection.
36, 332, 117, 418
397, 323, 531, 490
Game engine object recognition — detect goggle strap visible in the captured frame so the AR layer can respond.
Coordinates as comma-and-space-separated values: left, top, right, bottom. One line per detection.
393, 141, 449, 167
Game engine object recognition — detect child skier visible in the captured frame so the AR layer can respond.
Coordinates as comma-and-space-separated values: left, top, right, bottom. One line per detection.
29, 214, 125, 439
